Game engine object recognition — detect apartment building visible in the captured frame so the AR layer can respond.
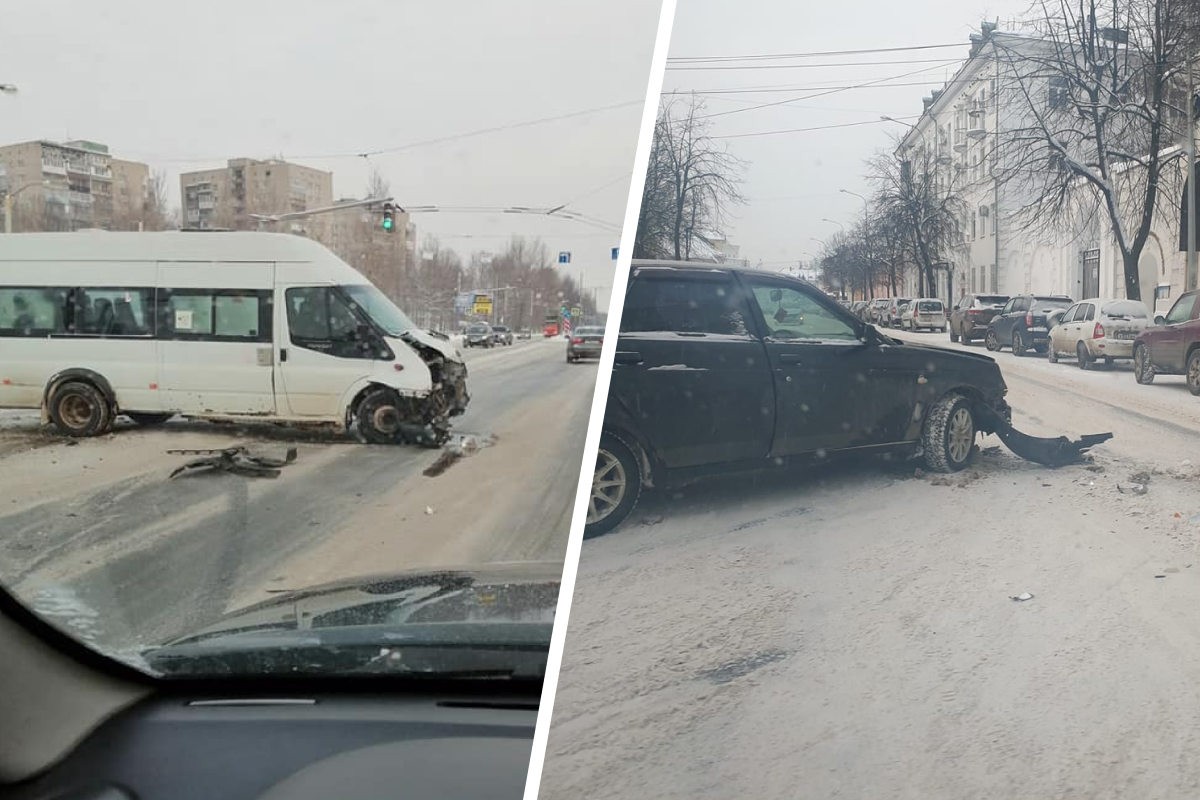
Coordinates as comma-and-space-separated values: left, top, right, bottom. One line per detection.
179, 158, 333, 236
896, 26, 1073, 303
0, 139, 150, 231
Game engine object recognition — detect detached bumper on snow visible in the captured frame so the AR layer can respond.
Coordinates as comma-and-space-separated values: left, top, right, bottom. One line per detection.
975, 403, 1112, 467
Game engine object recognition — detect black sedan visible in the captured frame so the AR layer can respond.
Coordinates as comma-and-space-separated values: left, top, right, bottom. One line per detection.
587, 260, 1013, 536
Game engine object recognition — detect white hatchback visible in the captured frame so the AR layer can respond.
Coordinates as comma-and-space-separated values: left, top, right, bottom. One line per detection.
900, 298, 948, 332
1048, 298, 1151, 369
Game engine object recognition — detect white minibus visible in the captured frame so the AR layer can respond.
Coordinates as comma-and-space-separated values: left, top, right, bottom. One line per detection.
0, 232, 469, 443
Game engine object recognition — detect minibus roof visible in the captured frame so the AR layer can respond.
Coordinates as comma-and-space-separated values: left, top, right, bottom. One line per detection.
0, 231, 338, 264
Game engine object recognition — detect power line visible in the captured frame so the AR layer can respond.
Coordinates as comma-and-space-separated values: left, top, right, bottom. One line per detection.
557, 172, 632, 207
663, 80, 954, 95
714, 116, 919, 140
696, 61, 960, 120
122, 100, 642, 165
667, 57, 966, 72
667, 42, 967, 62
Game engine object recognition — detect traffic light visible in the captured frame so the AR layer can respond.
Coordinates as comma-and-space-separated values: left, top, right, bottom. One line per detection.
382, 202, 395, 232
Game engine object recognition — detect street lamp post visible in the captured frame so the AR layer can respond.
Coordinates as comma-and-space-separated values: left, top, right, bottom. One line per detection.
0, 84, 17, 95
3, 181, 50, 234
840, 189, 872, 300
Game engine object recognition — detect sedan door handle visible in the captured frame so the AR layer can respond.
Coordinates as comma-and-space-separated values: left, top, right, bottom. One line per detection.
614, 351, 643, 365
779, 353, 804, 365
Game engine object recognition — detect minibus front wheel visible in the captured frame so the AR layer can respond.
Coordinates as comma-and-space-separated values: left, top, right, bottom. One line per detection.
48, 381, 113, 438
355, 387, 404, 445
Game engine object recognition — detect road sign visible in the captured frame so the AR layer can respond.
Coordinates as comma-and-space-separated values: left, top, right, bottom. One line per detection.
611, 247, 619, 260
571, 306, 583, 320
473, 293, 493, 315
560, 305, 570, 318
558, 251, 571, 264
454, 292, 474, 313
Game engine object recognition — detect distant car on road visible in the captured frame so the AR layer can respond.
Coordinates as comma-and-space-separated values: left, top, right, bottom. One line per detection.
1048, 298, 1151, 369
491, 325, 514, 346
589, 260, 1012, 536
985, 294, 1073, 356
1133, 289, 1200, 393
567, 325, 604, 363
900, 298, 947, 332
465, 323, 494, 348
883, 297, 912, 328
949, 293, 1009, 344
517, 328, 533, 340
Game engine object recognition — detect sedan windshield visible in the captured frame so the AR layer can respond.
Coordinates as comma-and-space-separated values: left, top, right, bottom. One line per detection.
342, 284, 416, 337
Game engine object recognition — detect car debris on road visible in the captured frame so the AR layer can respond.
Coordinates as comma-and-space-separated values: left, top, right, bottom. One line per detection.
168, 446, 298, 479
974, 405, 1112, 467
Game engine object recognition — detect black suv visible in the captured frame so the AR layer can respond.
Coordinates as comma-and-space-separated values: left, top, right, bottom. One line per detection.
984, 294, 1073, 356
588, 260, 1012, 536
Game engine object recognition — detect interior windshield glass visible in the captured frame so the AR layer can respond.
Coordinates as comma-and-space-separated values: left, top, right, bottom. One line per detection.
341, 284, 415, 336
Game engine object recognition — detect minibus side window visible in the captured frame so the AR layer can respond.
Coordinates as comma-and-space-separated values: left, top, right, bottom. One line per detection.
0, 288, 71, 336
286, 287, 372, 359
75, 288, 153, 337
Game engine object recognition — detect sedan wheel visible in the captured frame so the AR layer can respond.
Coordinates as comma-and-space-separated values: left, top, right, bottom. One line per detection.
1077, 341, 1091, 370
922, 394, 975, 473
585, 434, 643, 538
1134, 344, 1155, 385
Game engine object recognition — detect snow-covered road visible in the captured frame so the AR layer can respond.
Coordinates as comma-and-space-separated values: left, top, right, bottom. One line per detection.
539, 327, 1200, 800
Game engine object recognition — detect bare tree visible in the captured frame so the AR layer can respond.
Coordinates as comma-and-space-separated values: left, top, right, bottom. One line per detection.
634, 95, 744, 259
366, 166, 391, 200
868, 146, 964, 298
994, 0, 1198, 300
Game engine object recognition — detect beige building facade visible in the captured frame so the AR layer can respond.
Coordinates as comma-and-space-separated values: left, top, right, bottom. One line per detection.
0, 139, 151, 231
179, 158, 333, 238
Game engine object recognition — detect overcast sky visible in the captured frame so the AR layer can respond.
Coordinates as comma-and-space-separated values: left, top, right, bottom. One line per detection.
664, 0, 1032, 272
1, 0, 663, 312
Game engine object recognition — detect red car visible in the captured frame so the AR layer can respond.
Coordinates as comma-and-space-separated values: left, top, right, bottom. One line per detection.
1133, 289, 1200, 394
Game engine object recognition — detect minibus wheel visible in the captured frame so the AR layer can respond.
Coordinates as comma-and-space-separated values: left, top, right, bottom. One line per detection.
48, 381, 113, 437
356, 387, 403, 444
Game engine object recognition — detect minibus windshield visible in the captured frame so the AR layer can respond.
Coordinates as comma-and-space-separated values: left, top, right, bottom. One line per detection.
342, 284, 417, 337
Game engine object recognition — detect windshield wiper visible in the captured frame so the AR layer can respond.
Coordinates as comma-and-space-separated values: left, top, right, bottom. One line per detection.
143, 622, 551, 679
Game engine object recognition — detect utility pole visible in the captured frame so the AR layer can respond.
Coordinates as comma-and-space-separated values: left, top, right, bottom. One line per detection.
1188, 63, 1197, 292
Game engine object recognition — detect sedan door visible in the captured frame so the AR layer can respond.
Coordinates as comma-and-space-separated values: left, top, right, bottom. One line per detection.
739, 274, 887, 455
609, 271, 775, 469
1152, 292, 1199, 371
1052, 304, 1080, 355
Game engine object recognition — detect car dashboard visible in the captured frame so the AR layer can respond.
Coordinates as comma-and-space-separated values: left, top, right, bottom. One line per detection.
8, 688, 538, 800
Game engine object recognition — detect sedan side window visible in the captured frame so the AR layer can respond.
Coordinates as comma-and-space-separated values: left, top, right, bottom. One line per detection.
1082, 304, 1095, 322
1000, 299, 1015, 314
620, 276, 750, 336
1166, 293, 1197, 325
745, 281, 858, 342
1062, 304, 1079, 323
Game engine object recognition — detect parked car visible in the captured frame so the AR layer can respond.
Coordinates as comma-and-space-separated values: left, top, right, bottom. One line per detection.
1133, 289, 1200, 393
900, 298, 948, 332
849, 300, 869, 321
949, 293, 1010, 344
867, 298, 891, 325
1048, 298, 1151, 369
491, 325, 514, 346
588, 260, 1013, 536
884, 297, 913, 328
567, 325, 604, 363
464, 323, 494, 348
985, 294, 1073, 356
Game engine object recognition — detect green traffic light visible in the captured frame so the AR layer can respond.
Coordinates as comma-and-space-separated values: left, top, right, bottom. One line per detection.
382, 218, 393, 231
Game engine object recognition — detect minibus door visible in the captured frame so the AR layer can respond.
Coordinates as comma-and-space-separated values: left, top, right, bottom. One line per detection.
155, 262, 277, 416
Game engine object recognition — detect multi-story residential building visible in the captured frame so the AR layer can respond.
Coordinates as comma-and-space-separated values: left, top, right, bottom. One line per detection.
0, 139, 150, 231
179, 158, 333, 237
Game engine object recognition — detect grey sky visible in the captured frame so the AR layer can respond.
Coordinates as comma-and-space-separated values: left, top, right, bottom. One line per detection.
665, 0, 1032, 272
1, 0, 663, 312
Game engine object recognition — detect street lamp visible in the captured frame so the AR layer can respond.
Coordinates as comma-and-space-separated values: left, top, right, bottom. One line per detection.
0, 84, 17, 96
879, 115, 915, 129
822, 218, 846, 233
3, 180, 50, 234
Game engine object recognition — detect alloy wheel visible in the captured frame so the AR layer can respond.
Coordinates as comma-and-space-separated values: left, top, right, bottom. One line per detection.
588, 447, 627, 525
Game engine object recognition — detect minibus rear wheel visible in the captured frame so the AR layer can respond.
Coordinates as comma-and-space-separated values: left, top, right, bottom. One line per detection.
49, 381, 113, 438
